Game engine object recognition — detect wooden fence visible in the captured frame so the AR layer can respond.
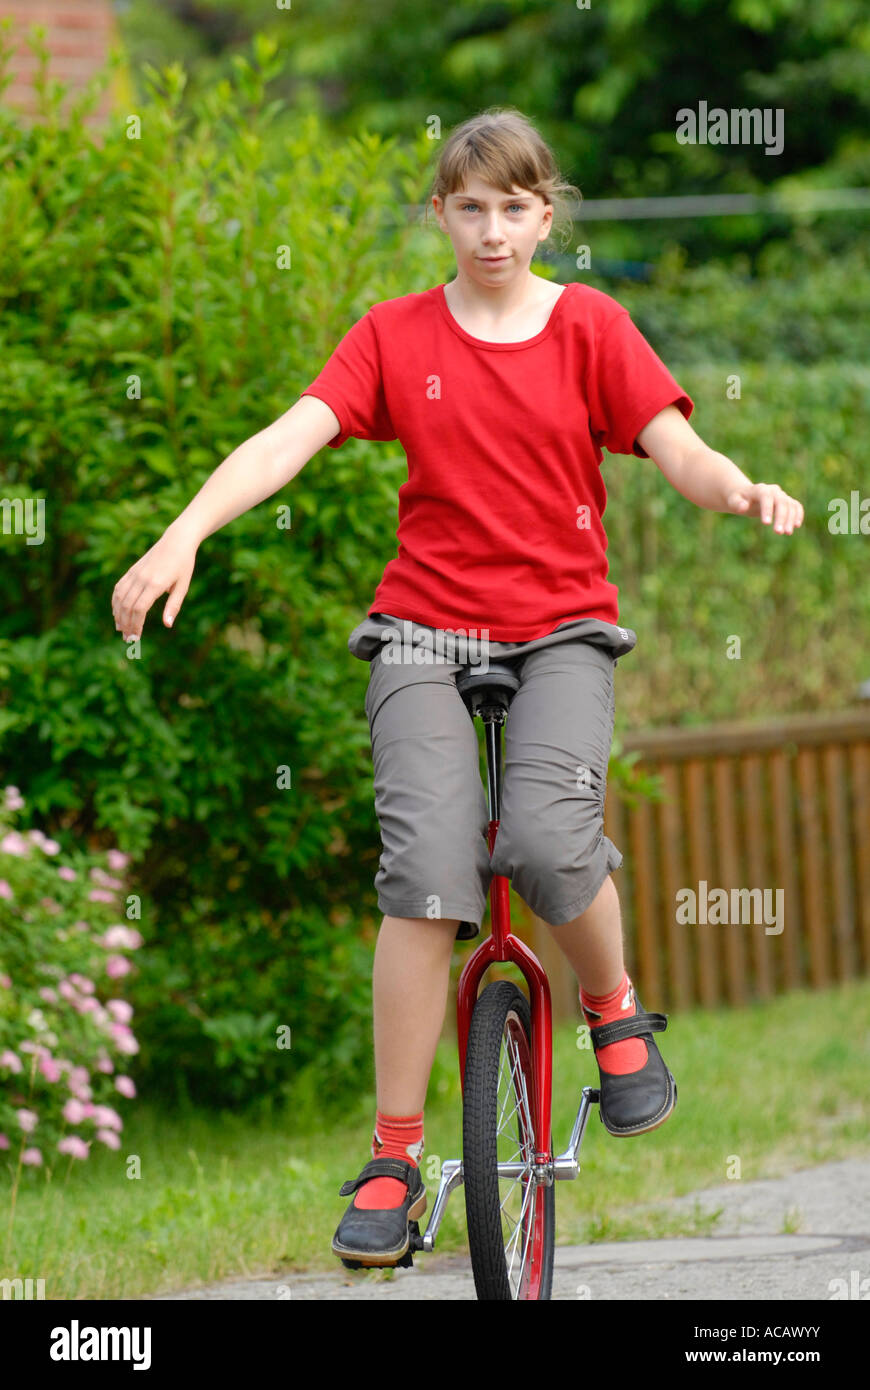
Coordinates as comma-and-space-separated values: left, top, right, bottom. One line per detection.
447, 707, 870, 1028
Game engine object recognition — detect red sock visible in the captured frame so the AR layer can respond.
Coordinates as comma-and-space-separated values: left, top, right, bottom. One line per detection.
580, 971, 647, 1075
352, 1110, 424, 1210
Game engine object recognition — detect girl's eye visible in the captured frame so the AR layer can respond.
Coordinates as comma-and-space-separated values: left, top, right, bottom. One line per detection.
461, 203, 525, 213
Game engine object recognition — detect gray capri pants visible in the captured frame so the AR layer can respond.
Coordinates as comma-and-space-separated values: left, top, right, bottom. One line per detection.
348, 612, 638, 941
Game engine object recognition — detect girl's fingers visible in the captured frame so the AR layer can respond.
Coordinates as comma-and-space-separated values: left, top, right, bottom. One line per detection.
113, 573, 142, 632
775, 497, 802, 533
117, 577, 152, 639
759, 484, 775, 523
112, 576, 132, 629
163, 576, 191, 627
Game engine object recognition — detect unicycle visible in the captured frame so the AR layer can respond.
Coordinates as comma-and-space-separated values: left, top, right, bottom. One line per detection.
411, 659, 601, 1300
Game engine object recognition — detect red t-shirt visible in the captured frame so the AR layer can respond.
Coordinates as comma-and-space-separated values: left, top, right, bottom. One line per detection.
300, 281, 693, 640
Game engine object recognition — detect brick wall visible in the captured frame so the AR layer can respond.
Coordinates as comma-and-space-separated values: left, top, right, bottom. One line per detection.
0, 0, 121, 123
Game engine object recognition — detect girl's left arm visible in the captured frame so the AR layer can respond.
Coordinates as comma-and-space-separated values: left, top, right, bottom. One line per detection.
636, 404, 804, 535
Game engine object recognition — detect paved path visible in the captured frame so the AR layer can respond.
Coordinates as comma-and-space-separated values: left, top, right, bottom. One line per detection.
146, 1156, 870, 1300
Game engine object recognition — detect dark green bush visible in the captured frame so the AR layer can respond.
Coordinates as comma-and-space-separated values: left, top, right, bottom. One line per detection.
0, 39, 443, 1119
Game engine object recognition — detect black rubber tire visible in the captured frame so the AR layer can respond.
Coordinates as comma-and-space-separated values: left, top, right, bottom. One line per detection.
462, 979, 555, 1300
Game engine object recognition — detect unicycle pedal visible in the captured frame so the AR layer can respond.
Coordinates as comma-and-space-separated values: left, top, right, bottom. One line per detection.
389, 1219, 424, 1268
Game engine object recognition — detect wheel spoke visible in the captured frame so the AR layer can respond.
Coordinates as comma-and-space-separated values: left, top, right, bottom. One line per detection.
495, 1027, 539, 1297
506, 1172, 536, 1293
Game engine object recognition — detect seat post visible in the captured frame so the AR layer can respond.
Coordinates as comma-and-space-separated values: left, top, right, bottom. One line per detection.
483, 707, 505, 822
455, 660, 522, 823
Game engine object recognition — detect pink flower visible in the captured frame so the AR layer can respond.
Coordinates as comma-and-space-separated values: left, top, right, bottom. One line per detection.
57, 865, 77, 881
58, 1136, 90, 1159
88, 889, 116, 903
4, 785, 24, 810
68, 973, 95, 994
63, 1098, 86, 1124
96, 1128, 121, 1150
97, 1056, 114, 1074
69, 1083, 93, 1101
114, 1075, 136, 1098
78, 997, 100, 1015
1, 831, 30, 856
21, 1148, 43, 1165
67, 1065, 89, 1089
100, 925, 143, 950
106, 956, 131, 979
39, 897, 61, 913
38, 987, 59, 1004
89, 868, 125, 890
106, 849, 130, 870
106, 999, 133, 1024
58, 981, 80, 1002
28, 830, 60, 854
112, 1026, 139, 1056
38, 1055, 62, 1083
0, 879, 13, 899
71, 920, 90, 933
0, 1133, 9, 1149
0, 973, 11, 988
0, 1049, 22, 1073
92, 1104, 122, 1131
17, 1108, 38, 1133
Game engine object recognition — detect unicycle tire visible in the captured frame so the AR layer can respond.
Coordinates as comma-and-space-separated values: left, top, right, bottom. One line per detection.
462, 980, 555, 1300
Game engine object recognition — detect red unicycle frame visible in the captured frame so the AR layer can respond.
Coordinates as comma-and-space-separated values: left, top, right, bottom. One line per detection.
456, 820, 554, 1175
411, 659, 600, 1299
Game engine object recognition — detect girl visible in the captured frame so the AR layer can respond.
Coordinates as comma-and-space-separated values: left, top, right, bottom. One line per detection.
111, 108, 804, 1272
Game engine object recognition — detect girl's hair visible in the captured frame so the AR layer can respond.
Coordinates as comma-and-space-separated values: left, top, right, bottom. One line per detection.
424, 107, 581, 253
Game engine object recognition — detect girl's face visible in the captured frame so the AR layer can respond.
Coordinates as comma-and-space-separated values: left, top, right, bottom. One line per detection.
431, 177, 553, 284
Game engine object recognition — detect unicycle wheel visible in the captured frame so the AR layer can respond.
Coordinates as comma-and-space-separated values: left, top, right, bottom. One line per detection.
462, 979, 555, 1299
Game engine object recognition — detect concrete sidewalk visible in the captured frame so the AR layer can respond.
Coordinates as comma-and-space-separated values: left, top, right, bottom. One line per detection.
145, 1155, 870, 1300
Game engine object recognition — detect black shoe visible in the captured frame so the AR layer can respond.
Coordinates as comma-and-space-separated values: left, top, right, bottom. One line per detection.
332, 1157, 427, 1268
584, 985, 677, 1137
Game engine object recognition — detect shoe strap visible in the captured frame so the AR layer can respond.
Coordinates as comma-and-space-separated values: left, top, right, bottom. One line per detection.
338, 1156, 416, 1197
588, 1010, 668, 1050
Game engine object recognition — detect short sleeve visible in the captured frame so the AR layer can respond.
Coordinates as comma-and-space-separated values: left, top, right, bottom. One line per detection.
586, 311, 694, 458
300, 309, 397, 449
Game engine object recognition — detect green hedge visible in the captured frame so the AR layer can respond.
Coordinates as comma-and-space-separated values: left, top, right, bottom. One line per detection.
0, 44, 447, 1117
587, 235, 870, 366
604, 357, 870, 726
1, 39, 867, 1118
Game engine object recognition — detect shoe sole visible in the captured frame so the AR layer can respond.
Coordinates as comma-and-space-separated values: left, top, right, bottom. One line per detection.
331, 1188, 427, 1266
600, 1075, 678, 1138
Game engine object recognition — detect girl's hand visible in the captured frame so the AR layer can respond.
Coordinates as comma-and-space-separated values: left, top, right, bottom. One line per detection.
725, 481, 804, 534
112, 523, 198, 641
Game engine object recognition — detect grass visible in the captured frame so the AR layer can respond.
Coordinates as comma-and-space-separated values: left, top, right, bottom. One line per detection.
3, 977, 869, 1298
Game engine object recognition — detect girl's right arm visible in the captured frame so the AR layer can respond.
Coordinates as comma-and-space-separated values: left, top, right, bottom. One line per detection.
111, 395, 340, 640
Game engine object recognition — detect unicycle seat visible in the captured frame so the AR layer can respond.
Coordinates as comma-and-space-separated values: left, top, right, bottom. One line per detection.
456, 660, 521, 717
